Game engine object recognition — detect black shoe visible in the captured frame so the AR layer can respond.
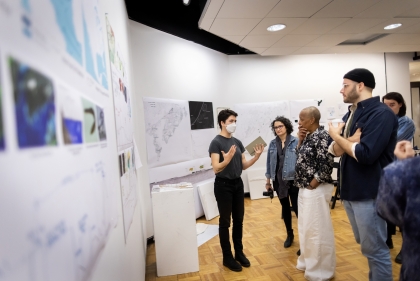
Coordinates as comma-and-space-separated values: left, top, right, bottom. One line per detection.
386, 238, 394, 249
395, 251, 402, 264
235, 252, 251, 267
223, 256, 242, 272
284, 230, 294, 248
297, 249, 301, 256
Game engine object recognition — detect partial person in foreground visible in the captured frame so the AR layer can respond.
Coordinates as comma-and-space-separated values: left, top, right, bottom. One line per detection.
265, 116, 298, 249
295, 106, 335, 281
382, 92, 416, 263
328, 68, 397, 281
208, 109, 264, 272
377, 140, 420, 281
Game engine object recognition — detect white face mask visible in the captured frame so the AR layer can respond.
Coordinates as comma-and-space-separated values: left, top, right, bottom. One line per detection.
226, 123, 236, 133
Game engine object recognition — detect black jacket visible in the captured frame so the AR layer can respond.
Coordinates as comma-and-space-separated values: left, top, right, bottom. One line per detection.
340, 96, 398, 201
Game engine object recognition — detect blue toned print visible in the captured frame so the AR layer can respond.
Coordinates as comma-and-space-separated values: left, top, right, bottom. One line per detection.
10, 57, 57, 148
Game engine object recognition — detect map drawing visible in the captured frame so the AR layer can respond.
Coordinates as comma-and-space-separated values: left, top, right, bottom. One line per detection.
233, 101, 290, 148
188, 101, 214, 130
143, 97, 193, 168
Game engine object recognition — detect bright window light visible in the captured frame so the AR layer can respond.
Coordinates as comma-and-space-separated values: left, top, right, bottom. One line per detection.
267, 24, 286, 32
384, 23, 402, 30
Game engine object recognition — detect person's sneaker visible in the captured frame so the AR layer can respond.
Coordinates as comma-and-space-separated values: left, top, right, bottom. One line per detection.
395, 251, 402, 264
235, 252, 251, 267
297, 249, 301, 256
386, 238, 394, 249
223, 256, 242, 272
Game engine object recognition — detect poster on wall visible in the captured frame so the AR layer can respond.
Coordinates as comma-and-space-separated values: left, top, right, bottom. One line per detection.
0, 1, 116, 281
106, 16, 133, 150
143, 97, 193, 168
144, 97, 214, 183
106, 16, 137, 238
118, 146, 138, 240
233, 101, 290, 149
188, 101, 214, 130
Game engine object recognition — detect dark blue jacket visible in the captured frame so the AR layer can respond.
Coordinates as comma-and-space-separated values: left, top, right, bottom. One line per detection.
340, 96, 398, 201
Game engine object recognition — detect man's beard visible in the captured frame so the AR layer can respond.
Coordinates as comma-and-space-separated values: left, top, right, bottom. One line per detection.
344, 85, 359, 103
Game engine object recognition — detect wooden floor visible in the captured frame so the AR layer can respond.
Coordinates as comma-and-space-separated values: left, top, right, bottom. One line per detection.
145, 193, 402, 281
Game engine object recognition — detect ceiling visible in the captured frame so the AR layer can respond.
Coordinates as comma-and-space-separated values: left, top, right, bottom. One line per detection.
199, 0, 420, 56
126, 0, 420, 56
125, 0, 255, 55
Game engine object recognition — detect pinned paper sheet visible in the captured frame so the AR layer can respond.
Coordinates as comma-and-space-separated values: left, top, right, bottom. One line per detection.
133, 137, 143, 169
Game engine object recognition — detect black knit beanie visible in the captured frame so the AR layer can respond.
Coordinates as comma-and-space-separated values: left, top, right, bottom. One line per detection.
343, 68, 376, 89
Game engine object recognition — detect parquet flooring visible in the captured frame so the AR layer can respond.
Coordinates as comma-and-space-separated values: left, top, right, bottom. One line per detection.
145, 191, 402, 281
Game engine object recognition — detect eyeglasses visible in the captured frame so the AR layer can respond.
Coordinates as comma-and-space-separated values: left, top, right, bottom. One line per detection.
274, 125, 284, 130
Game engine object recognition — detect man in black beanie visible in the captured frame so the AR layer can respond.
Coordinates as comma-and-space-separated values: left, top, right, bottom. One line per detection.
328, 68, 397, 281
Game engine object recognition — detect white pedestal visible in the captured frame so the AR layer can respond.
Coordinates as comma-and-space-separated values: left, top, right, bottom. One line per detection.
197, 179, 219, 221
151, 187, 199, 277
247, 168, 278, 200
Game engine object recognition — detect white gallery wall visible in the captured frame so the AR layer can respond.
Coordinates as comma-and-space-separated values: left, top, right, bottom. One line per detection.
89, 1, 146, 281
129, 20, 230, 239
128, 21, 414, 241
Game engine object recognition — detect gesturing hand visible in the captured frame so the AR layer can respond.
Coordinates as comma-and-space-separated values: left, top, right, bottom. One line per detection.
394, 140, 415, 160
221, 145, 237, 162
253, 144, 265, 158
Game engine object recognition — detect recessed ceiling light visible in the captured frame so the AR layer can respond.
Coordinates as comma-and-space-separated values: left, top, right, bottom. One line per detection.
384, 23, 402, 30
183, 0, 190, 6
267, 24, 286, 32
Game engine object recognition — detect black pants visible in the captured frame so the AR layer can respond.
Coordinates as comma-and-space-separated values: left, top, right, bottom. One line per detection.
274, 180, 299, 231
214, 176, 244, 258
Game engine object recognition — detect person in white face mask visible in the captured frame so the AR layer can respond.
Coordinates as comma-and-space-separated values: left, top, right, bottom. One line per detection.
208, 109, 264, 272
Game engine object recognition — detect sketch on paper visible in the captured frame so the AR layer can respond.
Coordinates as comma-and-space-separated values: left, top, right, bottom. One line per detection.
189, 101, 214, 130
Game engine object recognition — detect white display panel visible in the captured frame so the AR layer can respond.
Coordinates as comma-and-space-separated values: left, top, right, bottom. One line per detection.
233, 101, 290, 149
0, 1, 117, 281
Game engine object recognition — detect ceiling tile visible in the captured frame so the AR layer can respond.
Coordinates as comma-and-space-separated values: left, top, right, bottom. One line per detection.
217, 0, 280, 18
329, 18, 389, 34
266, 0, 332, 18
363, 18, 420, 34
363, 33, 414, 47
262, 47, 301, 56
396, 23, 420, 34
355, 0, 419, 18
199, 17, 214, 31
348, 45, 385, 53
248, 17, 308, 35
306, 34, 353, 47
201, 0, 224, 19
210, 18, 262, 35
398, 36, 420, 45
292, 46, 330, 55
271, 34, 319, 47
383, 44, 420, 52
290, 18, 351, 35
313, 0, 381, 18
322, 45, 363, 54
220, 35, 246, 44
396, 4, 420, 18
240, 35, 284, 48
245, 47, 268, 54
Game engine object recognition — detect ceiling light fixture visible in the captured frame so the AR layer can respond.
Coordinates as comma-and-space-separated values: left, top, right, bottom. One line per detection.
183, 0, 190, 6
267, 24, 286, 32
384, 23, 402, 30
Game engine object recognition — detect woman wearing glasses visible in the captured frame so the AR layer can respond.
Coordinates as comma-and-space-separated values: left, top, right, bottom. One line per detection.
265, 116, 299, 249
